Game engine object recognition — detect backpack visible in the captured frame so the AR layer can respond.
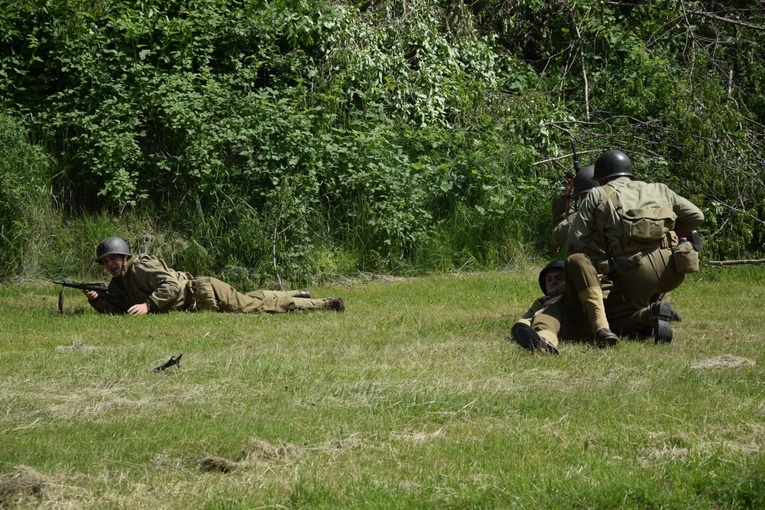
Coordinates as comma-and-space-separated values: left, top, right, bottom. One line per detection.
597, 185, 676, 244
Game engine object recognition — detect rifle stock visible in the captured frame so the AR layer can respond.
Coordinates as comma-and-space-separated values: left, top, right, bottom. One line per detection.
560, 140, 581, 215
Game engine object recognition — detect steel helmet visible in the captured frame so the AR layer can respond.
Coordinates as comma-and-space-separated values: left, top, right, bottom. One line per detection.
95, 237, 131, 263
538, 260, 565, 294
593, 150, 634, 180
573, 165, 598, 196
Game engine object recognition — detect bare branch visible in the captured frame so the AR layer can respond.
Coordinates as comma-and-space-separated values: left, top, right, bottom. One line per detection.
569, 7, 590, 120
533, 150, 601, 166
688, 10, 765, 32
709, 259, 765, 266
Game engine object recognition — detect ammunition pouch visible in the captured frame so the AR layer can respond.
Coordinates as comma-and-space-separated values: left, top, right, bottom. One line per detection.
673, 240, 700, 274
609, 231, 679, 258
619, 206, 676, 243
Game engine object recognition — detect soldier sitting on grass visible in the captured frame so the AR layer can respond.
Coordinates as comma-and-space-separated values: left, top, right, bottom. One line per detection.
83, 237, 345, 315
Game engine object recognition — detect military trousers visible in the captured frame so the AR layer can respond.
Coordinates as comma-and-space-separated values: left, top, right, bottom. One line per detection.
524, 294, 592, 348
606, 247, 685, 334
192, 277, 328, 313
563, 249, 684, 337
560, 253, 616, 338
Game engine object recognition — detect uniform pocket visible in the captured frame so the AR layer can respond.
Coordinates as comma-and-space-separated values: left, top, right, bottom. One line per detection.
620, 207, 676, 242
188, 277, 219, 311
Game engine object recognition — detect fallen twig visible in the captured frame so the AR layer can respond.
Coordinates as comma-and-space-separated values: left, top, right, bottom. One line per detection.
708, 259, 765, 266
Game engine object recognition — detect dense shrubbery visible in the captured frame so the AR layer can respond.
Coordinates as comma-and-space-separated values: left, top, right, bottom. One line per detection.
0, 0, 763, 282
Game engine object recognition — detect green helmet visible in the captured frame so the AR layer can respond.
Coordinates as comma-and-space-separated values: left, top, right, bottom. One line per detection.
95, 237, 131, 263
573, 165, 598, 196
538, 260, 564, 294
593, 150, 633, 180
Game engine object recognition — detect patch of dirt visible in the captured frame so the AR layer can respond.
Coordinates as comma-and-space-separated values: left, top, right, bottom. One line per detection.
0, 465, 47, 505
690, 355, 756, 370
198, 438, 301, 473
198, 455, 239, 473
325, 272, 408, 287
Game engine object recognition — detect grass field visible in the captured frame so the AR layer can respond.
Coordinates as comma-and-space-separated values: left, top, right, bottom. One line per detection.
1, 266, 764, 509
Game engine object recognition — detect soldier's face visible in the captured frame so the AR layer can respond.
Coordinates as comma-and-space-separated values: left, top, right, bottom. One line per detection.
544, 268, 564, 293
101, 254, 125, 278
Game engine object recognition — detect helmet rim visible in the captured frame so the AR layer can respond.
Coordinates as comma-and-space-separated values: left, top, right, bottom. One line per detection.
538, 260, 565, 294
593, 150, 634, 180
573, 165, 598, 196
95, 237, 131, 263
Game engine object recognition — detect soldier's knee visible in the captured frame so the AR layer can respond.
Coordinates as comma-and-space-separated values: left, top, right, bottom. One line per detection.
566, 253, 592, 268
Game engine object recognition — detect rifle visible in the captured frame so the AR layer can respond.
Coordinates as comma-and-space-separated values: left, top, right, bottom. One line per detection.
154, 353, 183, 372
558, 141, 581, 219
604, 243, 626, 303
54, 279, 108, 293
568, 141, 582, 202
53, 279, 122, 313
571, 141, 581, 174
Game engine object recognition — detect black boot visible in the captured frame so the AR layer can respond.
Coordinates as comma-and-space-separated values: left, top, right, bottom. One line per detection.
326, 298, 345, 312
510, 323, 559, 354
652, 301, 674, 343
595, 328, 619, 348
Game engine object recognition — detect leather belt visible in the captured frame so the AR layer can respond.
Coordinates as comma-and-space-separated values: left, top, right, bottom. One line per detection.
609, 231, 678, 258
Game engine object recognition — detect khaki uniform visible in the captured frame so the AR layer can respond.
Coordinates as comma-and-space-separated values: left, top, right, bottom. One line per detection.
516, 194, 607, 348
520, 262, 616, 348
523, 297, 589, 349
518, 283, 564, 322
89, 254, 329, 314
565, 176, 704, 335
514, 281, 592, 349
551, 196, 575, 249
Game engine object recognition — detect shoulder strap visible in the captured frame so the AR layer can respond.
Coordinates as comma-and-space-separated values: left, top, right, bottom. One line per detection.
595, 184, 620, 247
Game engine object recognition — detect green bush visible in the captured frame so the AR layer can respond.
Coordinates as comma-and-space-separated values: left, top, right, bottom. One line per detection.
0, 0, 763, 279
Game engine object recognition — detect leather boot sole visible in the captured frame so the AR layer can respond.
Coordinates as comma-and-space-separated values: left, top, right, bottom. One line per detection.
510, 323, 559, 354
652, 301, 674, 343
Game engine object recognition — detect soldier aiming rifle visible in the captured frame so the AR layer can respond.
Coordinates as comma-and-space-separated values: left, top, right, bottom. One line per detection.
74, 236, 345, 315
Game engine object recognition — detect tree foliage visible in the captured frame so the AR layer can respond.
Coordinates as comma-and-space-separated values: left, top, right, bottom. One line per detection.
0, 0, 763, 280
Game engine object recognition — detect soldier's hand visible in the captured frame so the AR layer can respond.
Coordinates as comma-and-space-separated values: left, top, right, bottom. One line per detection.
564, 177, 575, 197
83, 289, 99, 301
128, 302, 150, 316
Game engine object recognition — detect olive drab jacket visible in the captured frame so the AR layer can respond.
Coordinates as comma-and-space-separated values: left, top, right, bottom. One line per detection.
518, 283, 565, 325
566, 176, 704, 261
89, 254, 195, 314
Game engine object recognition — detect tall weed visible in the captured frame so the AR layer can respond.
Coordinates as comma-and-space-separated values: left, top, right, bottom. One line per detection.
0, 113, 51, 278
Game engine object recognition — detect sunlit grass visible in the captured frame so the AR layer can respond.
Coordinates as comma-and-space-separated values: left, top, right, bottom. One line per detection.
1, 266, 764, 508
